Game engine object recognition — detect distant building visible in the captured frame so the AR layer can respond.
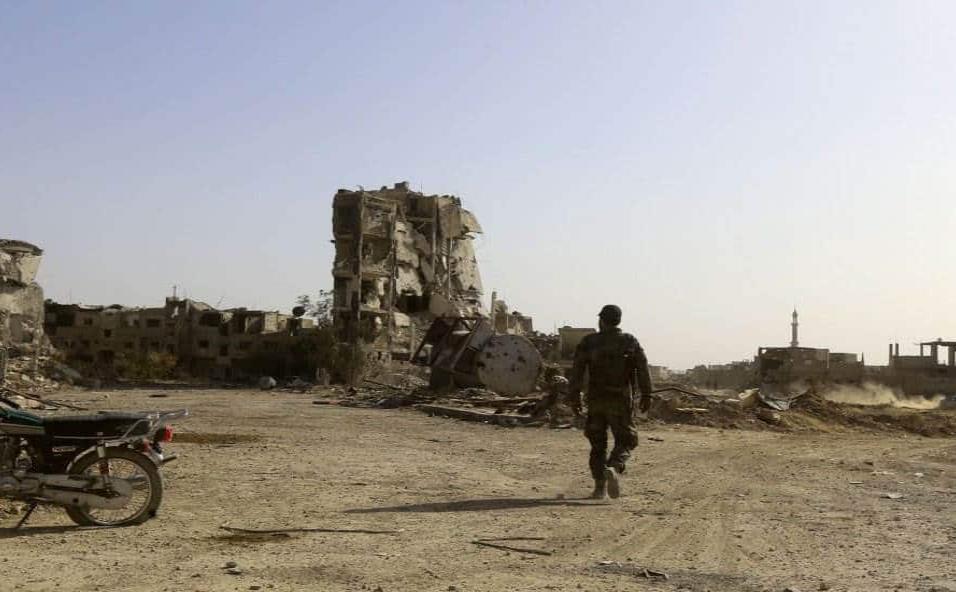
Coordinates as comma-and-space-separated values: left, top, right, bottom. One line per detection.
756, 310, 863, 384
489, 292, 533, 336
879, 340, 956, 395
686, 360, 755, 390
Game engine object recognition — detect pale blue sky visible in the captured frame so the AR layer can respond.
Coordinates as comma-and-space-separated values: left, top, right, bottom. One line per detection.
2, 1, 954, 369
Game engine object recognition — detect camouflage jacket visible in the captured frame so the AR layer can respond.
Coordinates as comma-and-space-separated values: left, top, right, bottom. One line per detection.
568, 328, 653, 400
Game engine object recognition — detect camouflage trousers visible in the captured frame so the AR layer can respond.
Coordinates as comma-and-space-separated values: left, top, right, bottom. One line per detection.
584, 395, 638, 481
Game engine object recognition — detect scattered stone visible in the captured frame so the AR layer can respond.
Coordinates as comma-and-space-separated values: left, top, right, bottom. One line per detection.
225, 561, 238, 569
226, 568, 243, 576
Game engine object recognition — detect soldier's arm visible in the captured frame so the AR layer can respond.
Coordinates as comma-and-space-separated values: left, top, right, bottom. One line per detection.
567, 338, 589, 407
631, 340, 654, 397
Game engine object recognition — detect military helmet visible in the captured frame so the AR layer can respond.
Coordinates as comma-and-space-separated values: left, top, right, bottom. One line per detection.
598, 304, 622, 324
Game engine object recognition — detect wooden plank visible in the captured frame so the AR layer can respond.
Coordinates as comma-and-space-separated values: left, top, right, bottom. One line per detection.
416, 404, 536, 426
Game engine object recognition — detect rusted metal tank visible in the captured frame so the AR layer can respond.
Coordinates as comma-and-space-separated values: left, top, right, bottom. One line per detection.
412, 317, 542, 395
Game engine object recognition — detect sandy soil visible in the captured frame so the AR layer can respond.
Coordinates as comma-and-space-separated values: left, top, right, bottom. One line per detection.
2, 388, 955, 592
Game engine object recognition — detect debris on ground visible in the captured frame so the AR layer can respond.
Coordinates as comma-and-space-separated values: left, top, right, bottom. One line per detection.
471, 537, 552, 556
220, 525, 400, 536
0, 349, 75, 394
593, 561, 669, 580
309, 374, 956, 437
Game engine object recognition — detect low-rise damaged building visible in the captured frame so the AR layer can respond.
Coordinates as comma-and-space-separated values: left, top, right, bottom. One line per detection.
0, 239, 45, 350
331, 182, 485, 360
686, 360, 755, 390
45, 297, 316, 380
876, 340, 956, 395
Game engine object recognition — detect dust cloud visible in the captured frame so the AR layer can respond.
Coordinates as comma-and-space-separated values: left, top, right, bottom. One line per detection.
820, 383, 945, 410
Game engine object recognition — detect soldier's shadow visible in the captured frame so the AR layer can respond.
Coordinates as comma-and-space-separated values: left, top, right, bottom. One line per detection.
344, 497, 608, 514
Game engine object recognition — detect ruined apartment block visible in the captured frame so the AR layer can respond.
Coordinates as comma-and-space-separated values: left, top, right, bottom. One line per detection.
45, 297, 315, 380
331, 182, 484, 360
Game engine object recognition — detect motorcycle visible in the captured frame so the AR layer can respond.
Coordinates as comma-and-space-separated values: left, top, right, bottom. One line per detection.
0, 392, 187, 528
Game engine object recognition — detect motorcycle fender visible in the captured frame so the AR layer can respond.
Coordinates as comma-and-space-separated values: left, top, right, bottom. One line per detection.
66, 443, 163, 473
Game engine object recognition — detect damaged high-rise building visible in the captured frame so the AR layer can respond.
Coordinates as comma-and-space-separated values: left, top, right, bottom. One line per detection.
331, 182, 484, 360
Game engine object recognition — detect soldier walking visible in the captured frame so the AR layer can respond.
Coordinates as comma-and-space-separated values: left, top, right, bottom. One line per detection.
569, 305, 653, 499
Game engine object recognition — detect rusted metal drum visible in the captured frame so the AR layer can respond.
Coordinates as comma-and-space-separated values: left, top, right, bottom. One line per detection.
475, 335, 542, 396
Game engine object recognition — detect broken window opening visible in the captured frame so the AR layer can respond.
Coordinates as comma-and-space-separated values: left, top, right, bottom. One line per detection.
199, 313, 221, 327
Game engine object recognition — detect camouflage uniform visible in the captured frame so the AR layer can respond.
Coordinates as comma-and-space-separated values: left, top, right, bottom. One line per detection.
569, 327, 653, 482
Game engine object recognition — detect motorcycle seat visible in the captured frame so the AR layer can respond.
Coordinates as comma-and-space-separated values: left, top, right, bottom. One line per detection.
42, 412, 152, 438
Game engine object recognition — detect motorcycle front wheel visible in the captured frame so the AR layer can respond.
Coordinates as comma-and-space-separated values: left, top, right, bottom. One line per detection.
65, 447, 164, 527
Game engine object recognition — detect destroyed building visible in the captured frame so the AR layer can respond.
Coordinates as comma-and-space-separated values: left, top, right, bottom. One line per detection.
489, 291, 533, 336
685, 360, 755, 390
45, 297, 316, 381
0, 239, 45, 351
331, 182, 484, 360
876, 340, 956, 395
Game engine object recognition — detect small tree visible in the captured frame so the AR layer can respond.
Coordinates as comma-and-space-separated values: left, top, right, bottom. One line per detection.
295, 290, 333, 328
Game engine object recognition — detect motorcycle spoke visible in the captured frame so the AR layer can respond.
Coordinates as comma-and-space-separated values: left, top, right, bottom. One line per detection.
79, 457, 152, 525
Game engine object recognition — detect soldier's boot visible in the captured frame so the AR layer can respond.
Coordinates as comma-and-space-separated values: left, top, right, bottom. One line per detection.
588, 480, 608, 500
604, 467, 622, 499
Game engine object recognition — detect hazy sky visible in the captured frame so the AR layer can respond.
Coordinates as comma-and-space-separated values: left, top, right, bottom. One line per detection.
3, 1, 955, 369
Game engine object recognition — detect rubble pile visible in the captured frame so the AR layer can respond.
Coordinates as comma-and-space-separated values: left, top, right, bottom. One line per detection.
308, 371, 956, 437
2, 355, 65, 394
312, 373, 582, 428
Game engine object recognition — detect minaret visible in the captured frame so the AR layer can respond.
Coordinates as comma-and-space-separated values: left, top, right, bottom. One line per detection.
790, 309, 799, 348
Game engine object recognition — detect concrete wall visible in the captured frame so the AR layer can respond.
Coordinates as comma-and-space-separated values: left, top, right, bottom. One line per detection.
0, 283, 44, 345
0, 239, 44, 347
558, 326, 595, 359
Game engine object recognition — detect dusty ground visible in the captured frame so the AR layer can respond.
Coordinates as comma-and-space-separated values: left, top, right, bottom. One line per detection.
3, 388, 956, 592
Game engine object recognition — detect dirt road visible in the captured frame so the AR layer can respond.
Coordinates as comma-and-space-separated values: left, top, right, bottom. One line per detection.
3, 389, 955, 592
